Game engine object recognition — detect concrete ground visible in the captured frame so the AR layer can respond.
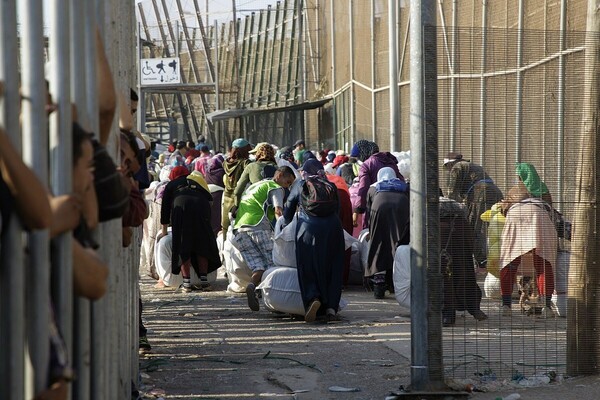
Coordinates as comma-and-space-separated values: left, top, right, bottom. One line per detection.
138, 274, 600, 400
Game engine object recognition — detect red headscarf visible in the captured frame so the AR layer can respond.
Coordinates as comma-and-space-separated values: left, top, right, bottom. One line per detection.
332, 155, 349, 169
169, 166, 190, 181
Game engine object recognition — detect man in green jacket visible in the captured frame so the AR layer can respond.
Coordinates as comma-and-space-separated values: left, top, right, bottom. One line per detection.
232, 166, 296, 311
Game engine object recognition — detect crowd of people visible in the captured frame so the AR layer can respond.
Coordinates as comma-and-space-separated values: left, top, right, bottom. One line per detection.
139, 129, 562, 333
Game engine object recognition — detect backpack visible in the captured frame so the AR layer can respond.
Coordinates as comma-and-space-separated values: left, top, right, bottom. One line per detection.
301, 176, 338, 217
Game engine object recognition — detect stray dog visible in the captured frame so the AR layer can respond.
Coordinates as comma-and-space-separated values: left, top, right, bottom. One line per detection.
517, 276, 543, 315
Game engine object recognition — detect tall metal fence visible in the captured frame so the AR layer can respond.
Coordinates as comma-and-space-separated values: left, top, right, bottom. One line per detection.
0, 1, 138, 399
137, 0, 308, 149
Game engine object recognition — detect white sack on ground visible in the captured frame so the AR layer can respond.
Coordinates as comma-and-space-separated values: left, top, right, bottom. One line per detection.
393, 244, 411, 308
483, 273, 501, 299
223, 229, 253, 293
551, 250, 570, 317
258, 267, 305, 316
154, 234, 217, 287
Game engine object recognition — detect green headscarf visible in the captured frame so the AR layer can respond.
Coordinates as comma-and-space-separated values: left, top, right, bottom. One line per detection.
516, 162, 548, 197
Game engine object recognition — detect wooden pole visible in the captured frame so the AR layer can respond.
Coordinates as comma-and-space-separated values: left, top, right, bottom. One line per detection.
567, 0, 600, 376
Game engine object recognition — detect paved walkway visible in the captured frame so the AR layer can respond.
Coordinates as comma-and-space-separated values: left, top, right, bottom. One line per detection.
138, 274, 599, 400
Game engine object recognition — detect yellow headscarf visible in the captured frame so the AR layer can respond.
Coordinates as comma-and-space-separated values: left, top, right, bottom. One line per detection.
187, 170, 210, 193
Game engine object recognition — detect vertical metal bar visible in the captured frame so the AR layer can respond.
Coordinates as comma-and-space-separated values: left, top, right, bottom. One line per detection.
330, 0, 336, 91
19, 0, 48, 397
349, 0, 355, 144
48, 0, 73, 374
479, 0, 487, 164
285, 1, 299, 104
299, 0, 307, 138
267, 3, 282, 107
192, 0, 216, 81
389, 0, 399, 151
449, 0, 457, 149
241, 13, 256, 103
232, 0, 241, 111
70, 0, 91, 397
299, 0, 306, 105
175, 0, 214, 137
370, 0, 376, 141
258, 7, 272, 107
515, 0, 524, 161
96, 4, 119, 398
85, 4, 106, 399
557, 0, 566, 212
250, 10, 265, 108
275, 0, 290, 106
409, 0, 440, 390
215, 20, 221, 146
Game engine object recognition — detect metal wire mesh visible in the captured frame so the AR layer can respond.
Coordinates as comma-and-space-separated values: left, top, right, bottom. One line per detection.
436, 25, 595, 382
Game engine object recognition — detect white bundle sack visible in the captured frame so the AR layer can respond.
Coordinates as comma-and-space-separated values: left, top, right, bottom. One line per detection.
551, 250, 570, 317
154, 234, 216, 287
223, 229, 253, 293
272, 217, 297, 268
258, 267, 305, 316
393, 244, 411, 309
358, 229, 370, 271
483, 273, 501, 299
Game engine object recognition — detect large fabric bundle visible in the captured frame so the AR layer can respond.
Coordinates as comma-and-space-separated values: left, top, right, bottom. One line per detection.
551, 250, 570, 317
154, 233, 217, 287
272, 217, 297, 268
258, 267, 305, 316
393, 244, 411, 308
222, 229, 253, 293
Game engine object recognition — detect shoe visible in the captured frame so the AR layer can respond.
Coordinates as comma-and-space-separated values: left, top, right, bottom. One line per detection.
305, 299, 321, 322
326, 308, 341, 323
470, 309, 488, 321
139, 336, 151, 353
373, 283, 386, 299
501, 305, 512, 317
180, 284, 192, 293
246, 283, 260, 311
540, 306, 555, 319
194, 282, 212, 291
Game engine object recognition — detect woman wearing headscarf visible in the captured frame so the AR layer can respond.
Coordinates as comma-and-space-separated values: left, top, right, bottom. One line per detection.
439, 197, 488, 326
160, 168, 220, 292
351, 140, 404, 229
498, 162, 556, 317
325, 163, 354, 285
365, 167, 410, 298
443, 152, 504, 269
233, 143, 278, 207
222, 138, 252, 232
204, 154, 226, 235
283, 158, 345, 322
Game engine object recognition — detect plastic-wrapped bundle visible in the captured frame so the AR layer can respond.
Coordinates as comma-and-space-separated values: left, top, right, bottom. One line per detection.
154, 233, 217, 287
258, 267, 305, 316
393, 244, 411, 308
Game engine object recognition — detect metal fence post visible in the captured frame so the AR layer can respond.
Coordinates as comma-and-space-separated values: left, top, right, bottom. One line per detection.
409, 0, 442, 391
515, 0, 524, 161
20, 0, 50, 397
479, 0, 487, 164
48, 0, 74, 384
557, 0, 567, 212
389, 0, 399, 151
70, 1, 92, 399
0, 0, 25, 398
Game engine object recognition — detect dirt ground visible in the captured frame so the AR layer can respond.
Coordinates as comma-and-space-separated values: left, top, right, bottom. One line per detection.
138, 274, 600, 400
